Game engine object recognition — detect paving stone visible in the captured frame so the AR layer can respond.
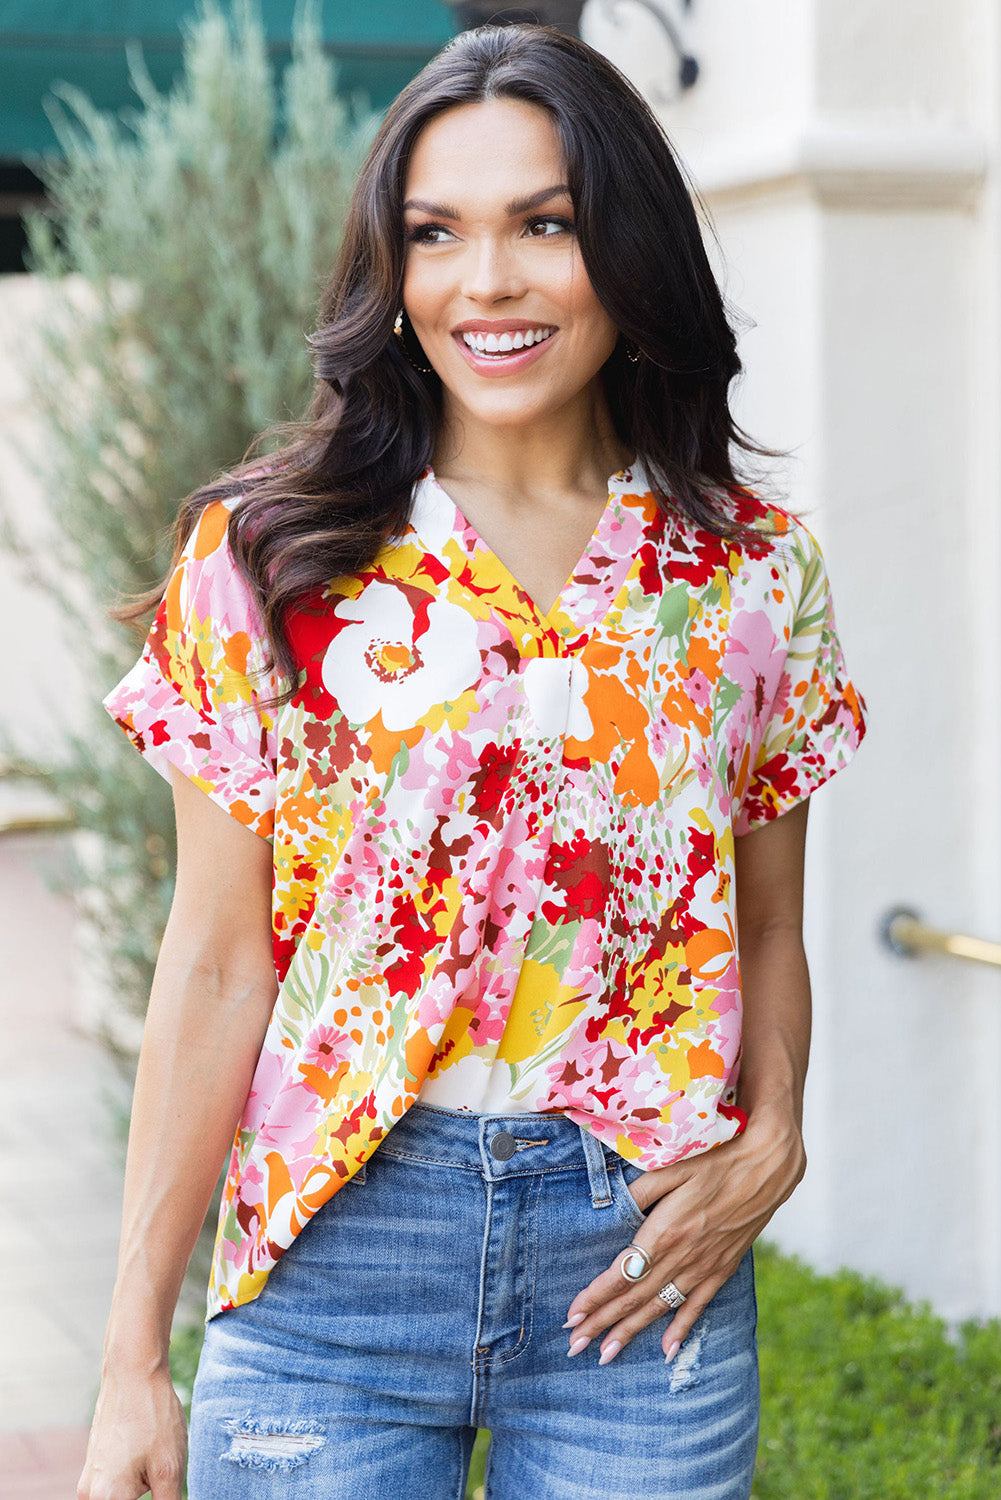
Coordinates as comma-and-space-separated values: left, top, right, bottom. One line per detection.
0, 839, 125, 1440
0, 1371, 99, 1434
0, 1423, 91, 1497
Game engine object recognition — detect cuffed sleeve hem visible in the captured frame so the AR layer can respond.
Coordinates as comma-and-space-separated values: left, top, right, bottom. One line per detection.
103, 655, 276, 841
733, 688, 868, 836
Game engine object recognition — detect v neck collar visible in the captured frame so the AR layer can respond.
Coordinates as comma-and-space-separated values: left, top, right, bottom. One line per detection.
407, 459, 658, 650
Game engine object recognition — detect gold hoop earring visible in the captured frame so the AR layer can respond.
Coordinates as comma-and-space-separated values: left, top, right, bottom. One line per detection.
394, 308, 433, 374
626, 342, 642, 364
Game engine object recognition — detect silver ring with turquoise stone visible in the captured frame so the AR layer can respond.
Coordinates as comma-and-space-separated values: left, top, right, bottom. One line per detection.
620, 1244, 652, 1283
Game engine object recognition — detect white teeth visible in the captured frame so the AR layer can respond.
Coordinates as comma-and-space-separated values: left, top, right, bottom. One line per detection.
461, 326, 555, 354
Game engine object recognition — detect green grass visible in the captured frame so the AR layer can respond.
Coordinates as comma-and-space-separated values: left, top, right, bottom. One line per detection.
467, 1430, 489, 1497
169, 1244, 1001, 1498
751, 1242, 1001, 1498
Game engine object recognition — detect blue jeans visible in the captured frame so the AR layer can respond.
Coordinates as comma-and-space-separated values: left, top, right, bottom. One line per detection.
188, 1104, 759, 1499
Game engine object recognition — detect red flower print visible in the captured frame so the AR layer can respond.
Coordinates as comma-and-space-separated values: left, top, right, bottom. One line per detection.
381, 890, 442, 998
667, 528, 729, 588
469, 741, 519, 816
540, 831, 610, 924
754, 751, 800, 800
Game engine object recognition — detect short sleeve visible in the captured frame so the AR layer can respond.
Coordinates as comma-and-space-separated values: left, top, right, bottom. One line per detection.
733, 524, 867, 836
103, 500, 280, 840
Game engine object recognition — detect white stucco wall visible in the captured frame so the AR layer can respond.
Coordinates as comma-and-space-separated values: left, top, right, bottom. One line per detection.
0, 274, 89, 751
585, 0, 1001, 1319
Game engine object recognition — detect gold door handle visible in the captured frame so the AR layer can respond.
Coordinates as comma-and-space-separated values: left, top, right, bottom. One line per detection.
0, 765, 74, 837
0, 813, 76, 836
881, 907, 1001, 968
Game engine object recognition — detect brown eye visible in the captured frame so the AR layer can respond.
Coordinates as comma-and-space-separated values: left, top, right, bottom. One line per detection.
526, 216, 574, 237
406, 223, 451, 244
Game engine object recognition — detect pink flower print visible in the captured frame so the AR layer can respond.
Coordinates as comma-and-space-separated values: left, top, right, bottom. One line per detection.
293, 1023, 355, 1104
723, 609, 782, 697
685, 668, 713, 712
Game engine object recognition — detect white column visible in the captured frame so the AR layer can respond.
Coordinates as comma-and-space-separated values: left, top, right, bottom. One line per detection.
584, 0, 1001, 1320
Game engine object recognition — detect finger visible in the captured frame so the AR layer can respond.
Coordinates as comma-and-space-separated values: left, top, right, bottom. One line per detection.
598, 1276, 723, 1366
146, 1454, 186, 1500
659, 1279, 723, 1360
593, 1291, 679, 1365
565, 1177, 720, 1331
567, 1242, 730, 1355
564, 1221, 705, 1336
622, 1159, 694, 1215
566, 1231, 678, 1313
566, 1245, 696, 1352
564, 1244, 663, 1342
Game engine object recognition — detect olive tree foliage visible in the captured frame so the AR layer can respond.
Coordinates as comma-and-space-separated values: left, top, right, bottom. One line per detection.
6, 0, 376, 1071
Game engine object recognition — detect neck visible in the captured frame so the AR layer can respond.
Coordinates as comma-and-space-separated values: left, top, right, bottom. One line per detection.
432, 384, 634, 499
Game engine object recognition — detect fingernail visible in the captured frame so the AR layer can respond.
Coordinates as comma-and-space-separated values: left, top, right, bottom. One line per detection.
598, 1340, 622, 1366
664, 1340, 681, 1364
567, 1335, 591, 1357
562, 1313, 585, 1329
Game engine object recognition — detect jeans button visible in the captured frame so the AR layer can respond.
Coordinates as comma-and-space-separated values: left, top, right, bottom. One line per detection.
490, 1131, 516, 1161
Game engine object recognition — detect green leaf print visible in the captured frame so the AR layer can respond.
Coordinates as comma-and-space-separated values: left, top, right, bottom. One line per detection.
788, 547, 828, 646
383, 740, 411, 794
278, 948, 335, 1047
525, 919, 581, 968
658, 583, 692, 639
713, 675, 745, 734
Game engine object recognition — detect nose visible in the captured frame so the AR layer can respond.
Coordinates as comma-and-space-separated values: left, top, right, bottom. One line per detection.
461, 234, 527, 304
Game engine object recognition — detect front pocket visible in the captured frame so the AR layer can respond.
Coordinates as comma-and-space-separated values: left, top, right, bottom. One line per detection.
611, 1159, 649, 1233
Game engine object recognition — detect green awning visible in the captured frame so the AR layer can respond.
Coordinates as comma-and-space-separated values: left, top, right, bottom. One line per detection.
0, 1, 458, 162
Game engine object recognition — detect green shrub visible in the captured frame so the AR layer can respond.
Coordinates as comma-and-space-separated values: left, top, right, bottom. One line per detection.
753, 1242, 1001, 1498
167, 1244, 1001, 1498
9, 0, 376, 1318
9, 0, 375, 1071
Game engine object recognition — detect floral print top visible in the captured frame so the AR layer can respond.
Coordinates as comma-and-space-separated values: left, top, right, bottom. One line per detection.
104, 459, 867, 1321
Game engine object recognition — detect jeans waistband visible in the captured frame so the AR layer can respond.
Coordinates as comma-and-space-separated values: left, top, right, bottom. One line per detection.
373, 1102, 615, 1209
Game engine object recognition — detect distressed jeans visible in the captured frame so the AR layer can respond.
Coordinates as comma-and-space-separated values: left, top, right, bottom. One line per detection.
187, 1103, 759, 1499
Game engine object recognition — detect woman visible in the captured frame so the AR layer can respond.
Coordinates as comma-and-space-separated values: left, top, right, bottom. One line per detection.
81, 23, 866, 1500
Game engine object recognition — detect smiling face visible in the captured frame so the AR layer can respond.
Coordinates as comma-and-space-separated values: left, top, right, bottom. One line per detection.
401, 96, 622, 436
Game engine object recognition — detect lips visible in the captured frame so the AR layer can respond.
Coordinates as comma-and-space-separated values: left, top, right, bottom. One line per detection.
451, 325, 559, 376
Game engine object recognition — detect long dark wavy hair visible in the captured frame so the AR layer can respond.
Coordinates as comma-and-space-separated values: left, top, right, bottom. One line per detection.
122, 23, 778, 691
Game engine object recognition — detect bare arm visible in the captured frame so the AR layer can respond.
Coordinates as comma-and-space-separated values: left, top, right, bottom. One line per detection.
732, 797, 811, 1124
562, 799, 811, 1363
79, 765, 277, 1500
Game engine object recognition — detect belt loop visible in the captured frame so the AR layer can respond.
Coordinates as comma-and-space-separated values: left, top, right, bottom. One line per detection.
351, 1158, 368, 1185
579, 1126, 612, 1209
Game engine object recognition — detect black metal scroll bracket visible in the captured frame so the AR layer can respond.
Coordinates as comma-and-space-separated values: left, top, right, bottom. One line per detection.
599, 0, 699, 101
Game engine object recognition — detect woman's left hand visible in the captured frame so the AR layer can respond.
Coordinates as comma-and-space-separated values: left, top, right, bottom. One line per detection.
564, 1104, 806, 1364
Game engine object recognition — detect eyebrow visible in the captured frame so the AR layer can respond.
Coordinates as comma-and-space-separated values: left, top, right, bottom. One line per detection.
402, 183, 573, 219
